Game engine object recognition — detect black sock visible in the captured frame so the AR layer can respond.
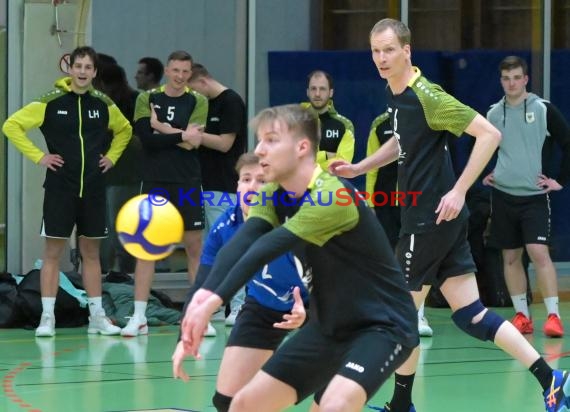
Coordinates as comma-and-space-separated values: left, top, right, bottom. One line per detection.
530, 358, 554, 391
388, 373, 415, 412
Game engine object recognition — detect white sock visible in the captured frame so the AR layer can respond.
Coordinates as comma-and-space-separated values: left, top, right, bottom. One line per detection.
41, 297, 56, 316
88, 296, 104, 316
511, 294, 530, 318
133, 301, 148, 319
544, 296, 560, 317
418, 302, 425, 320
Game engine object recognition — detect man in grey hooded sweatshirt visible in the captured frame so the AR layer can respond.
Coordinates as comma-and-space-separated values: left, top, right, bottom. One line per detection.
485, 55, 570, 338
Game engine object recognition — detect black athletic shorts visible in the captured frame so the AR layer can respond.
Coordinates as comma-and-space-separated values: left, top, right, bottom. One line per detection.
261, 322, 413, 403
396, 219, 476, 291
41, 189, 107, 238
141, 180, 205, 231
489, 188, 550, 249
226, 297, 290, 350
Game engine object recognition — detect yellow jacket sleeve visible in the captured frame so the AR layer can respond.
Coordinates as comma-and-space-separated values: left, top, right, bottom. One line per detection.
133, 91, 151, 122
2, 101, 47, 164
105, 104, 133, 165
189, 91, 208, 126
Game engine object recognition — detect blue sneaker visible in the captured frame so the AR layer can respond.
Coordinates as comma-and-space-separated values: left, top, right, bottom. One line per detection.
367, 403, 416, 412
544, 370, 570, 412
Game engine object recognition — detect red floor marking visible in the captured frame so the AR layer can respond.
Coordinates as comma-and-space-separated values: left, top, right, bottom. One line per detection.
1, 348, 79, 412
2, 362, 32, 410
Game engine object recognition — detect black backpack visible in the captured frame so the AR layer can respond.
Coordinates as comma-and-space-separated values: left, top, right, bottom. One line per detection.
0, 272, 23, 327
16, 269, 89, 328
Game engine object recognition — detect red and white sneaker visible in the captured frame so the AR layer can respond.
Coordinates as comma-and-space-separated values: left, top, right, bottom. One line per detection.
511, 312, 534, 334
544, 314, 564, 338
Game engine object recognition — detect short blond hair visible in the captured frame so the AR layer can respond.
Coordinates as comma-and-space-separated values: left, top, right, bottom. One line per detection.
370, 18, 411, 46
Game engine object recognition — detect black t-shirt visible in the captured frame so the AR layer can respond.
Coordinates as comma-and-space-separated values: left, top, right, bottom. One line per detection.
386, 68, 476, 234
106, 89, 142, 185
199, 89, 247, 192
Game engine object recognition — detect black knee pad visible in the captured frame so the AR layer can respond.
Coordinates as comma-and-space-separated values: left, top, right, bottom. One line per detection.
212, 391, 233, 412
452, 299, 505, 341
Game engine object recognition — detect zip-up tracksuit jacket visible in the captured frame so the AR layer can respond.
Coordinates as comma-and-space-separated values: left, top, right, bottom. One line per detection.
2, 77, 132, 197
300, 100, 355, 170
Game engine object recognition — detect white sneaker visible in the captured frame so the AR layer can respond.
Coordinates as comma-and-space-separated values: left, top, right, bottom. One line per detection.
225, 306, 241, 326
88, 312, 121, 335
121, 316, 149, 337
204, 322, 216, 337
36, 313, 56, 337
418, 316, 433, 337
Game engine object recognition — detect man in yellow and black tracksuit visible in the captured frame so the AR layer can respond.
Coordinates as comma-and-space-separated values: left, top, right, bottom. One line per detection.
2, 46, 131, 338
301, 70, 355, 170
365, 111, 399, 248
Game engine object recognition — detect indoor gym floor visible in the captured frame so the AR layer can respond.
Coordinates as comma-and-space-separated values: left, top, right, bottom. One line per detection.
2, 303, 570, 412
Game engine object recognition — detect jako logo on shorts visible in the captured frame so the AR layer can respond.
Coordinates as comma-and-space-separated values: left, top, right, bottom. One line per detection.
345, 362, 365, 373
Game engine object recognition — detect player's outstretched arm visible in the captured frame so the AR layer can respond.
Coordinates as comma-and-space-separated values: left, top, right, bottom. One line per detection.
173, 287, 213, 372
213, 226, 305, 306
329, 136, 399, 177
172, 340, 191, 381
328, 159, 359, 178
202, 218, 274, 291
173, 292, 223, 380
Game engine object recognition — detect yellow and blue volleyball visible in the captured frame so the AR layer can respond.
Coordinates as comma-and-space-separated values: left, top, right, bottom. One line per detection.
115, 194, 184, 261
